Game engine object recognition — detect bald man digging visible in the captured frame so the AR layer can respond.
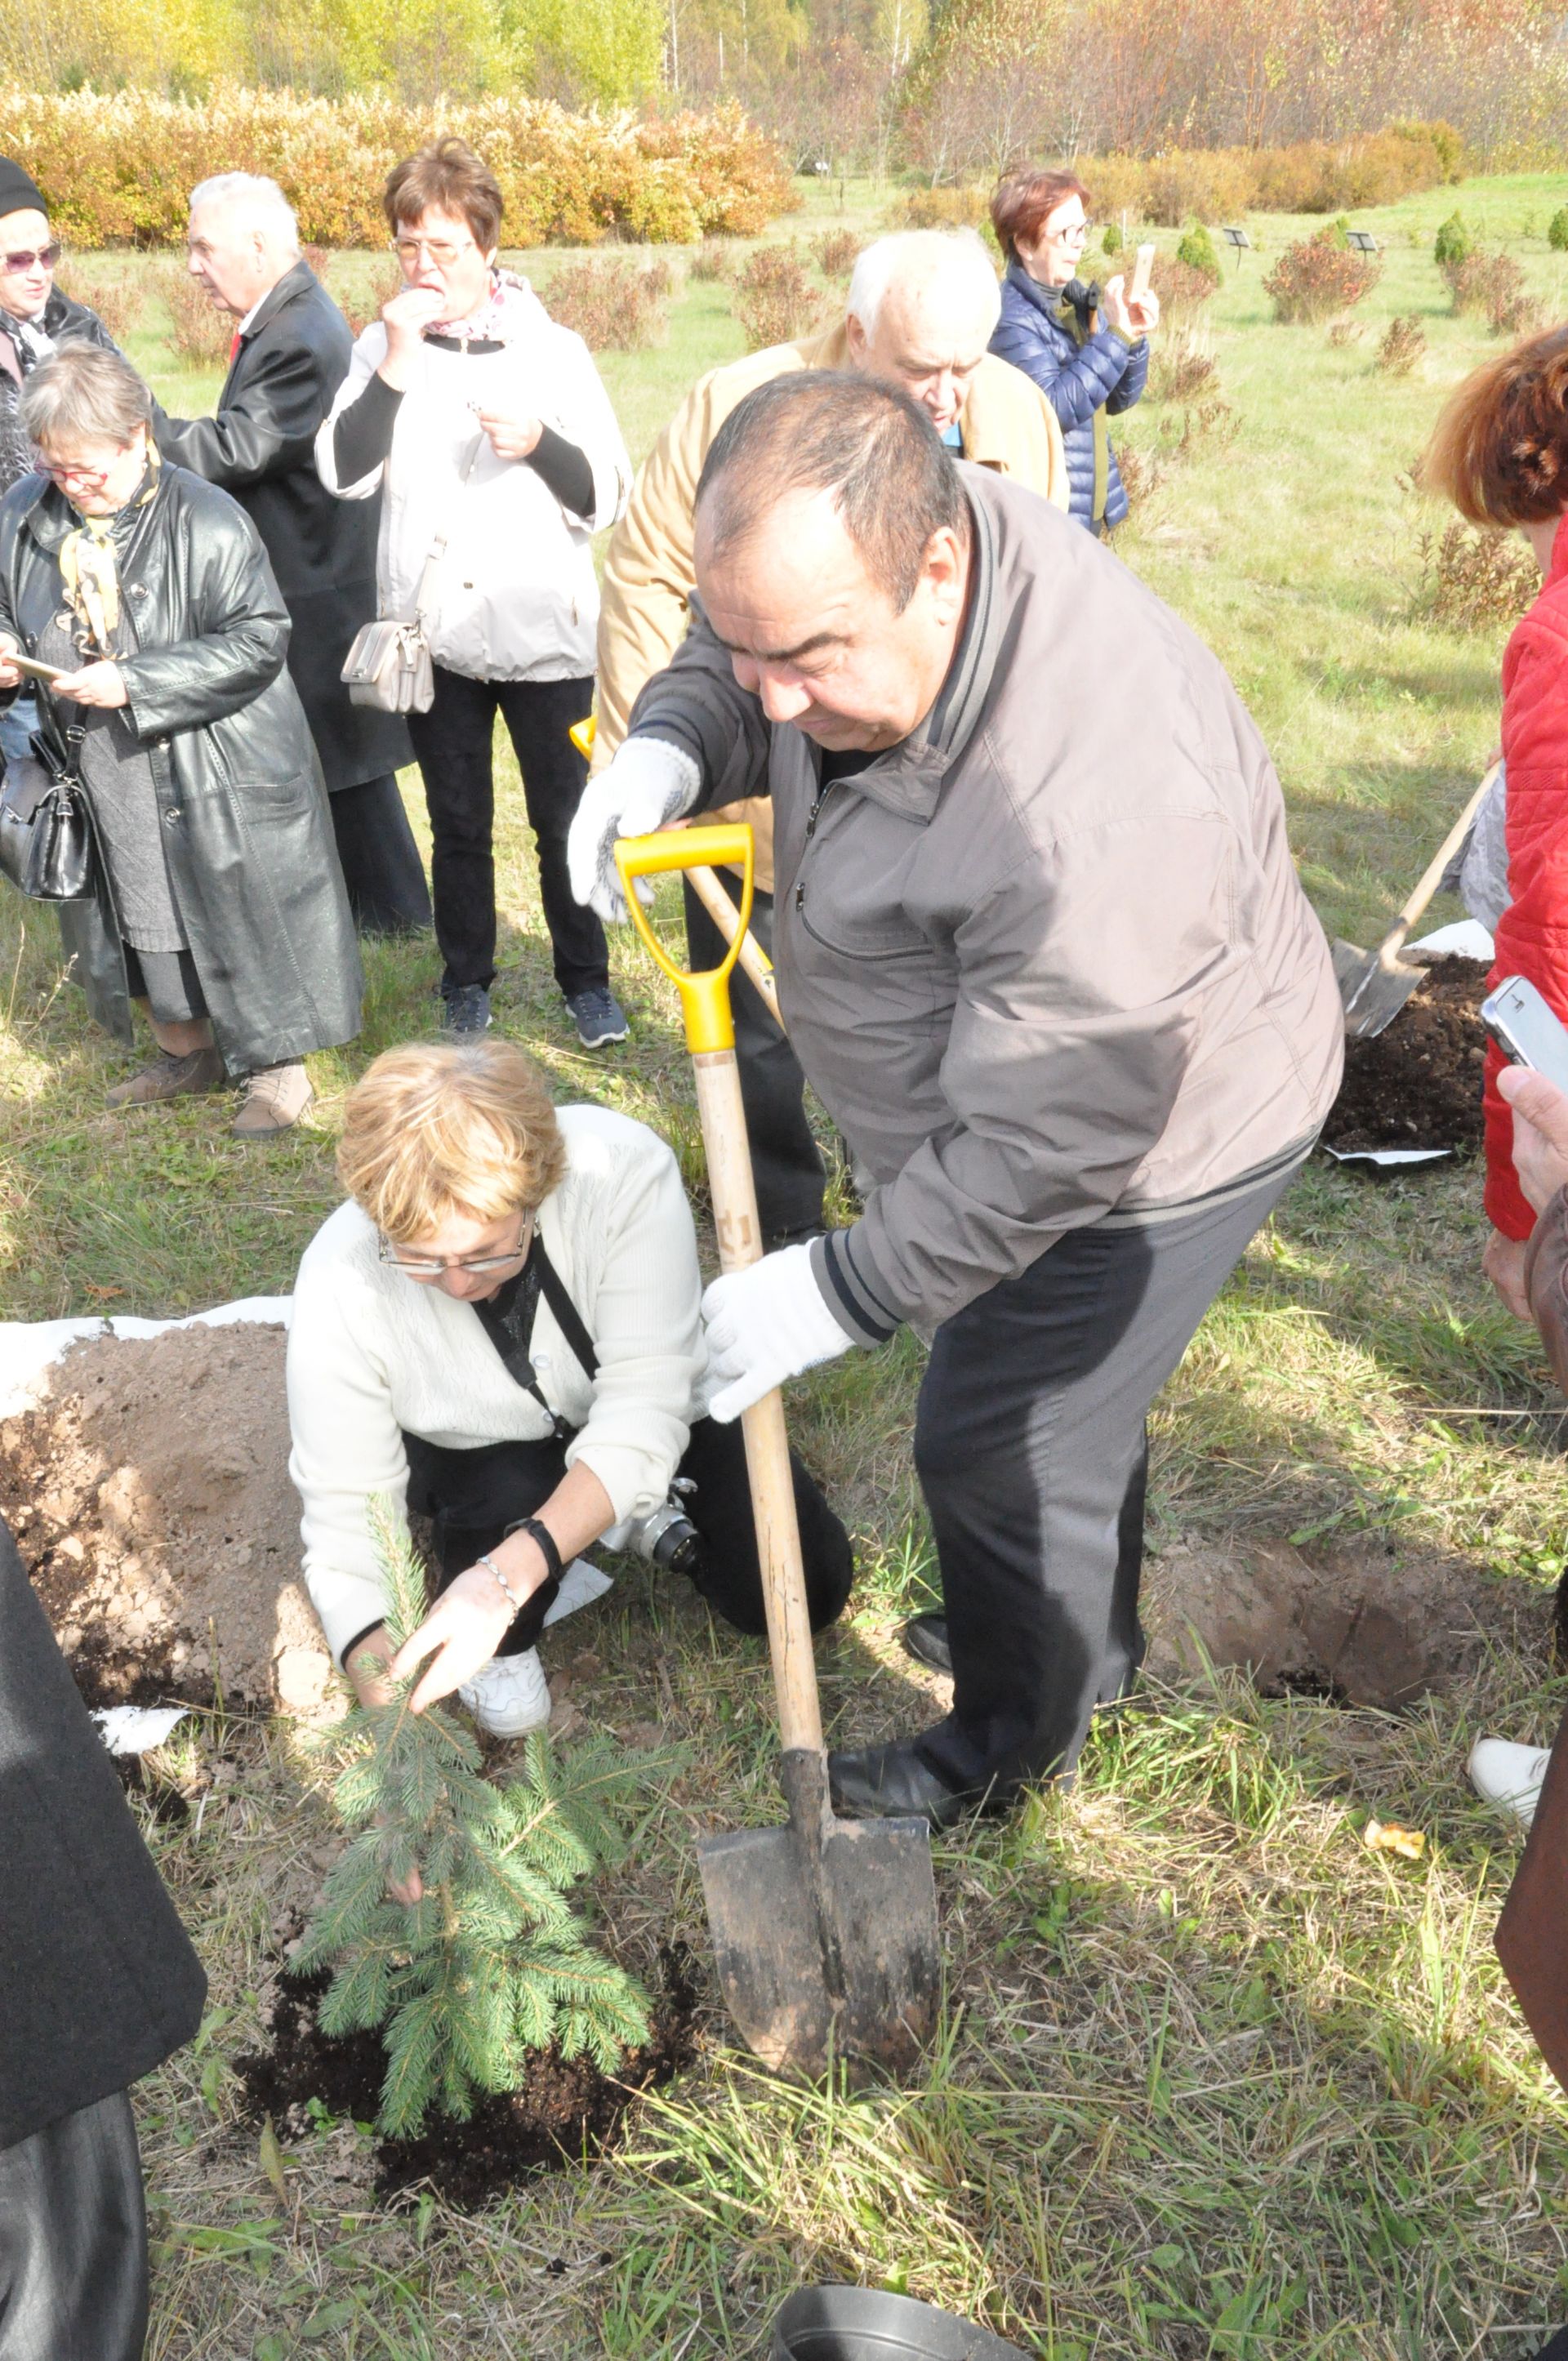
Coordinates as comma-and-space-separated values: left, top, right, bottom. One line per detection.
591, 231, 1068, 1257
571, 374, 1341, 1830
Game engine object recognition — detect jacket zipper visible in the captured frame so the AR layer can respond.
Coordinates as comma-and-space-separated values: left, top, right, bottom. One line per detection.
794, 773, 840, 911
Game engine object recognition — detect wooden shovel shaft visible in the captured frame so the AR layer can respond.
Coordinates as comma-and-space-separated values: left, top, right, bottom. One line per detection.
1374, 761, 1502, 969
686, 864, 785, 1031
691, 1049, 823, 1757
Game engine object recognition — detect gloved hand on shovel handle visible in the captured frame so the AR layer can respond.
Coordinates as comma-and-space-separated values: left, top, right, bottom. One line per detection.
702, 1242, 855, 1421
567, 734, 702, 923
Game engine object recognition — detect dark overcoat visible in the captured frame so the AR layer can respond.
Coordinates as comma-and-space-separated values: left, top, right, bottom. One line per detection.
0, 461, 363, 1072
153, 260, 409, 791
0, 1514, 207, 2150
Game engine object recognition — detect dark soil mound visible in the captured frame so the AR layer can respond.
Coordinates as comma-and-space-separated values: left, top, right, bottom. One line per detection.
1325, 956, 1488, 1152
236, 1953, 701, 2211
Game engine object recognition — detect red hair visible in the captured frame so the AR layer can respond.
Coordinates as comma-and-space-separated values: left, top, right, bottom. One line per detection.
1423, 322, 1568, 527
990, 167, 1093, 263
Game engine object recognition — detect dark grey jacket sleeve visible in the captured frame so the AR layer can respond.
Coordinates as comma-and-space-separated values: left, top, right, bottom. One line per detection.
625, 599, 773, 810
154, 335, 323, 490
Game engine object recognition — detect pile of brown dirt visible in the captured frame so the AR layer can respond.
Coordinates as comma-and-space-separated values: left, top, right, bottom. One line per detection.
1144, 1530, 1547, 1707
237, 1953, 702, 2210
1325, 956, 1488, 1153
0, 1323, 332, 1713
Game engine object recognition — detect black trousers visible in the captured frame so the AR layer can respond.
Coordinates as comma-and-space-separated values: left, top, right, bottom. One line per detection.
683, 871, 826, 1246
404, 1414, 853, 1650
911, 1165, 1297, 1799
328, 773, 432, 938
406, 668, 609, 998
0, 2091, 147, 2361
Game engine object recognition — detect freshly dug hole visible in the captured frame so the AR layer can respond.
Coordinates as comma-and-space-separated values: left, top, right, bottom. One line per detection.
0, 1323, 332, 1712
237, 1953, 702, 2210
1325, 955, 1487, 1153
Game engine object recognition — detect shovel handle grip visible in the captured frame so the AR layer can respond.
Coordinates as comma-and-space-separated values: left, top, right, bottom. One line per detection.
616, 826, 757, 1055
1377, 761, 1502, 965
693, 1046, 823, 1757
686, 864, 785, 1033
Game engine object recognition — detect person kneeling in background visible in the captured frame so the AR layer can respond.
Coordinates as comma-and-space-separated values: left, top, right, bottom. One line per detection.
287, 1039, 852, 1754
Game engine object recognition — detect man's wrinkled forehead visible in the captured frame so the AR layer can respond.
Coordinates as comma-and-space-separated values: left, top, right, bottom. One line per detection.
694, 485, 873, 658
873, 281, 994, 370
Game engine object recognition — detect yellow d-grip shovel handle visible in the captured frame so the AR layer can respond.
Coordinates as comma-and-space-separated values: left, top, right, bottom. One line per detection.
615, 825, 756, 1055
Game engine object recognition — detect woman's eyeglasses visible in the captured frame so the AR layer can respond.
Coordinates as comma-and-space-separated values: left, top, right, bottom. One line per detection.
2, 243, 60, 274
42, 457, 113, 489
390, 235, 474, 268
378, 1209, 533, 1281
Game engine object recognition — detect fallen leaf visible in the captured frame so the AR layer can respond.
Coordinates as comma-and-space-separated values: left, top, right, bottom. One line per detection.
1364, 1818, 1426, 1860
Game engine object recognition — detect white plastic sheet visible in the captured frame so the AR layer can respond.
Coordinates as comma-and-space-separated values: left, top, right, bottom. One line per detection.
0, 1296, 292, 1417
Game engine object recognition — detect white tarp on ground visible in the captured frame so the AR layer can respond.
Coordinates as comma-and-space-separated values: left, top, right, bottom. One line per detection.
0, 1296, 292, 1419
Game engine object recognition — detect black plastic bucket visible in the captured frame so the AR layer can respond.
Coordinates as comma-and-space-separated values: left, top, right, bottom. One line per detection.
772, 2286, 1028, 2360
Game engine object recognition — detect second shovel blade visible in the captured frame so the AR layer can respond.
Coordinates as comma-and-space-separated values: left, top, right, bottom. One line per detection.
1332, 937, 1427, 1040
697, 1811, 938, 2076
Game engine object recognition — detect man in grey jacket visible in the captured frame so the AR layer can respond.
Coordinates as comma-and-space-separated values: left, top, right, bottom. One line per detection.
569, 372, 1343, 1828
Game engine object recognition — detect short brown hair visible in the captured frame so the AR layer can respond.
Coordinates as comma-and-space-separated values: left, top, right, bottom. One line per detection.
20, 343, 152, 450
383, 136, 502, 253
337, 1040, 567, 1243
696, 370, 969, 613
1423, 323, 1568, 527
990, 167, 1093, 263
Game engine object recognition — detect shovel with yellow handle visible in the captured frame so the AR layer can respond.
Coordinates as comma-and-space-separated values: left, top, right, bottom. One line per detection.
614, 822, 939, 2076
570, 714, 784, 1029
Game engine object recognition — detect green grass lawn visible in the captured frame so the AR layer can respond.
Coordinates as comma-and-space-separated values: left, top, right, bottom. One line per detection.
16, 172, 1568, 2358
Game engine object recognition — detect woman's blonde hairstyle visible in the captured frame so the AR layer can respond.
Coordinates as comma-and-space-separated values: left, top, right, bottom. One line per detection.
336, 1040, 568, 1242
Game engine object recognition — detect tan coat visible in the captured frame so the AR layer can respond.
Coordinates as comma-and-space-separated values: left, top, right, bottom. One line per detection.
592, 323, 1071, 889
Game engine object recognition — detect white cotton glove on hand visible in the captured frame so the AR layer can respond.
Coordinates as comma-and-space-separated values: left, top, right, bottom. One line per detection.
567, 735, 702, 923
701, 1243, 853, 1423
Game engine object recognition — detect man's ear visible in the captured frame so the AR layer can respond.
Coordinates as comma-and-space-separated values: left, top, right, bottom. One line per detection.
921, 523, 969, 622
844, 311, 868, 368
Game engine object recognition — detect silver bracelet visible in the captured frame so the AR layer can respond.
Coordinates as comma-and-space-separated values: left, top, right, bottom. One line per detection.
476, 1551, 522, 1611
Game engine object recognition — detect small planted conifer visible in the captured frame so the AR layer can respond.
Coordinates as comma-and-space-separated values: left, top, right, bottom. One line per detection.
296, 1503, 652, 2136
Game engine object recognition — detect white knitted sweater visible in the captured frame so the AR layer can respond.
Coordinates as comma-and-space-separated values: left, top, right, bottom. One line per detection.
287, 1105, 706, 1663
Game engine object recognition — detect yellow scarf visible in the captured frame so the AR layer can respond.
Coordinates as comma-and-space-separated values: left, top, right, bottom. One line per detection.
57, 446, 161, 656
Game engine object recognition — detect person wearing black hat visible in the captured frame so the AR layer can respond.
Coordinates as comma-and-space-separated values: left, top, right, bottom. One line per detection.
0, 158, 118, 777
0, 1510, 207, 2359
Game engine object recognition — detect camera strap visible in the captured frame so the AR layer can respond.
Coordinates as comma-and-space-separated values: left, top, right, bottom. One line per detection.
471, 1230, 599, 1444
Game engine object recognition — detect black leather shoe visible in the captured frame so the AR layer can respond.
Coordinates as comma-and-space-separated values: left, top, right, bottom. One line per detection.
901, 1612, 952, 1676
828, 1740, 976, 1830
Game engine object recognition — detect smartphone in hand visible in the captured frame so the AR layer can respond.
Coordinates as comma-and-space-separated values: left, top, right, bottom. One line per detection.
1482, 974, 1568, 1094
1129, 243, 1156, 303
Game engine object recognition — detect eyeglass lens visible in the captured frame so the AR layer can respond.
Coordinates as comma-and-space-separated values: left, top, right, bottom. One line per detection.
392, 238, 467, 264
4, 245, 60, 273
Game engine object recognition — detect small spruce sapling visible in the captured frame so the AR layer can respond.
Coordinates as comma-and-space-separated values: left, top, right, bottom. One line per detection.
1550, 207, 1568, 254
296, 1502, 652, 2136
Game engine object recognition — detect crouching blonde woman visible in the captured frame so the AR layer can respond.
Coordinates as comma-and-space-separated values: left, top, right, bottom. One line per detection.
287, 1040, 853, 1746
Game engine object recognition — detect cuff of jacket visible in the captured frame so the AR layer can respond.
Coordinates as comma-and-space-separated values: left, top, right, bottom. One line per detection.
1526, 1185, 1568, 1395
810, 1227, 902, 1347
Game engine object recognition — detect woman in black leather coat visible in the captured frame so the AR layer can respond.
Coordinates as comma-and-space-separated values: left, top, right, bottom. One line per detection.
0, 342, 360, 1134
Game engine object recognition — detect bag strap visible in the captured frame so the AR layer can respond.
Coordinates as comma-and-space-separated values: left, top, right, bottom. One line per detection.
470, 1228, 599, 1445
410, 427, 487, 624
531, 1230, 599, 1381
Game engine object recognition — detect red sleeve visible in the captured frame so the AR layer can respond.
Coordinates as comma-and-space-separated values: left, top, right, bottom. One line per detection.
1487, 614, 1568, 1239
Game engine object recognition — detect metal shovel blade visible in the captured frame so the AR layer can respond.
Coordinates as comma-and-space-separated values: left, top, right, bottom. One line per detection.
1331, 934, 1427, 1040
697, 1751, 939, 2075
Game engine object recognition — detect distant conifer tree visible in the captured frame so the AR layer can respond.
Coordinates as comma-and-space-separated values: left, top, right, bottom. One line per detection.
296, 1502, 652, 2136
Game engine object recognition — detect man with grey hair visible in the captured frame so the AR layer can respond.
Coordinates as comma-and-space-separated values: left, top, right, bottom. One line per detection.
570, 372, 1342, 1831
590, 229, 1067, 1253
154, 172, 430, 938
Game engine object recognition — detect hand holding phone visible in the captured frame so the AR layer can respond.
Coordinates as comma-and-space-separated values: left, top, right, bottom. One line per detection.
1482, 974, 1568, 1094
1130, 243, 1156, 303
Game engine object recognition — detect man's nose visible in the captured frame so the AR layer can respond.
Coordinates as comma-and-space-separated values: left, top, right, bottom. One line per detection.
758, 671, 813, 723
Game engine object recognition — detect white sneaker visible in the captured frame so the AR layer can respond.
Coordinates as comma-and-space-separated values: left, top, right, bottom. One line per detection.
458, 1647, 551, 1740
541, 1557, 614, 1627
1468, 1736, 1552, 1830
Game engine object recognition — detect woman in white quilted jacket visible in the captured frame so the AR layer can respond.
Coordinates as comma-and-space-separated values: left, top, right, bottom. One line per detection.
287, 1040, 853, 1789
317, 138, 631, 1049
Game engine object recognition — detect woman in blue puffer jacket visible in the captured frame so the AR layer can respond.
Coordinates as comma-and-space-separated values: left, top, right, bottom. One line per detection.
989, 166, 1157, 534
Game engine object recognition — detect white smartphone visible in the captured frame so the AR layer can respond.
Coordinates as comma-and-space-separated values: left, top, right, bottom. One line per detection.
1130, 243, 1156, 302
4, 652, 64, 685
1481, 974, 1568, 1095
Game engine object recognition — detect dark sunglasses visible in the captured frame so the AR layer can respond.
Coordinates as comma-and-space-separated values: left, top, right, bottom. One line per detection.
3, 243, 60, 274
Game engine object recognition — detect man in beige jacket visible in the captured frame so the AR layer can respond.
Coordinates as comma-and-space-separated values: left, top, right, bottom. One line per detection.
595, 229, 1068, 1245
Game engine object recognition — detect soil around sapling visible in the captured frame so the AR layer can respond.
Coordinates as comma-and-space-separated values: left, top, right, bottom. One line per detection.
1324, 956, 1488, 1153
235, 1949, 702, 2210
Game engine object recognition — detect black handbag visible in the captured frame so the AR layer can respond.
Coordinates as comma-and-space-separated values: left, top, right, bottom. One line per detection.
0, 719, 95, 902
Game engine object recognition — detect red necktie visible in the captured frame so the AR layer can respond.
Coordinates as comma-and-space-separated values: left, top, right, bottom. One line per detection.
228, 330, 242, 365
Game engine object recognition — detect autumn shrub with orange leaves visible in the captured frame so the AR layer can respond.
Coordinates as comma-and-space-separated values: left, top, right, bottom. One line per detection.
0, 85, 791, 250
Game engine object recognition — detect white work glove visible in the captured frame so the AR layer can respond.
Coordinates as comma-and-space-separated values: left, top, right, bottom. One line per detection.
701, 1243, 853, 1423
567, 735, 702, 924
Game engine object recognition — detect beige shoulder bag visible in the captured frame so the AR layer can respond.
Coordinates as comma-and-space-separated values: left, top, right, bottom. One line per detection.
341, 429, 483, 714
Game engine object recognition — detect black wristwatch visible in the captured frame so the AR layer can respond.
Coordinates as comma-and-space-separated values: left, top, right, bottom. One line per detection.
505, 1515, 564, 1587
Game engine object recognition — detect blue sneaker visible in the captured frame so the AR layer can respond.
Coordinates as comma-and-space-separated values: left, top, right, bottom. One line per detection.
442, 983, 492, 1035
567, 985, 629, 1049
